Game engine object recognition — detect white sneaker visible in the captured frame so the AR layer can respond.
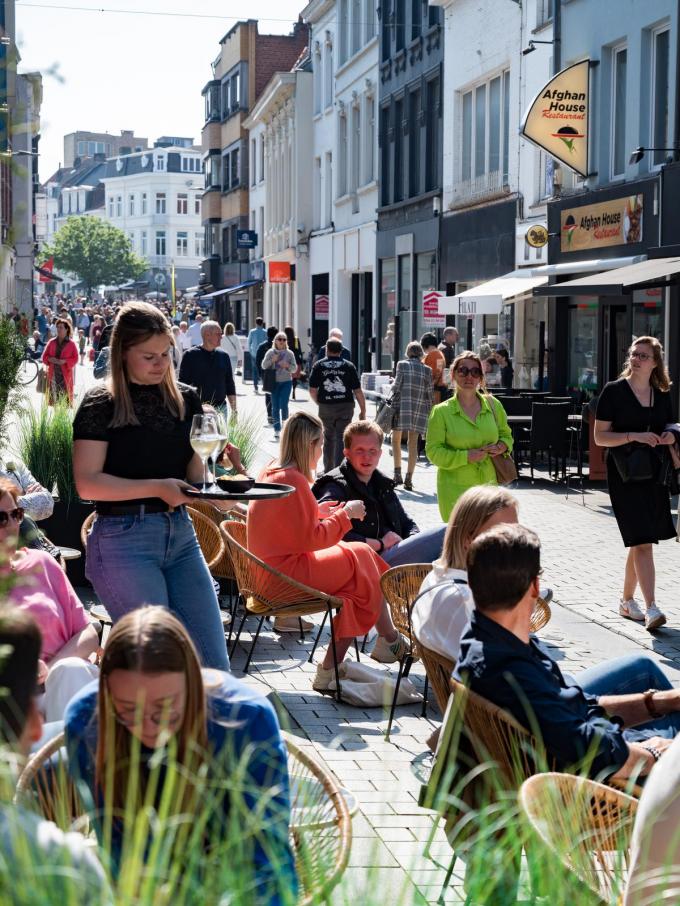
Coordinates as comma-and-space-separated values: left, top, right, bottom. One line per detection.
619, 597, 645, 622
312, 662, 347, 693
370, 632, 411, 664
645, 603, 667, 632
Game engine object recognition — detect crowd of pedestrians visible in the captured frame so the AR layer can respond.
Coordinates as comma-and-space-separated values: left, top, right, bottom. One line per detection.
1, 295, 680, 902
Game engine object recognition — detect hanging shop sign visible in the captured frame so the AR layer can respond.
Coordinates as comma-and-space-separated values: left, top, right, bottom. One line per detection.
439, 293, 503, 316
269, 261, 291, 283
422, 289, 446, 327
236, 230, 257, 249
526, 224, 549, 248
314, 293, 329, 321
520, 60, 591, 179
560, 194, 643, 253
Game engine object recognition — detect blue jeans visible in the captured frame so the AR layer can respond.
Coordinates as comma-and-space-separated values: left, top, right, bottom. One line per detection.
578, 653, 680, 741
86, 508, 229, 670
381, 525, 447, 567
252, 360, 260, 391
271, 381, 292, 432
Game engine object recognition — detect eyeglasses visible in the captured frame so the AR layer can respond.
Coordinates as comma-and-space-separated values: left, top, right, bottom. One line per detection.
630, 350, 652, 361
112, 706, 183, 729
0, 508, 24, 527
455, 366, 482, 378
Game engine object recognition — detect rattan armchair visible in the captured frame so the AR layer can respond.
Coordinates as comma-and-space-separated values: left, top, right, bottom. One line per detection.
519, 772, 637, 905
419, 644, 455, 716
379, 563, 432, 740
16, 729, 353, 906
221, 521, 345, 697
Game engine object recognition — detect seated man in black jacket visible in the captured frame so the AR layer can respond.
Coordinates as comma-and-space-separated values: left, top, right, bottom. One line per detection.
456, 523, 680, 784
312, 420, 445, 566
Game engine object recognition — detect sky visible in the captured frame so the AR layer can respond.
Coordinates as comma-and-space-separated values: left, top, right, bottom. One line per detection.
15, 0, 305, 181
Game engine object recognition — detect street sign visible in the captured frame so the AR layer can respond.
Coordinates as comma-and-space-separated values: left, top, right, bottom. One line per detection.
422, 289, 446, 327
237, 230, 258, 249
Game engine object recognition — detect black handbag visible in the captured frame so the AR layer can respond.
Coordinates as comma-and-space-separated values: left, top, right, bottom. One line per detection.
609, 387, 665, 483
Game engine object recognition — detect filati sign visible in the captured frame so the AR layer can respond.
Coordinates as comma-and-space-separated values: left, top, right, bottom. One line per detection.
520, 60, 590, 179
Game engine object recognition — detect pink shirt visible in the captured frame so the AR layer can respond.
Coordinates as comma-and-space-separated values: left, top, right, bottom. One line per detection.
8, 549, 89, 661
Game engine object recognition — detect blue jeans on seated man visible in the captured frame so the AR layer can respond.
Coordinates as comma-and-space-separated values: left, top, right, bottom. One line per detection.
577, 653, 680, 741
380, 525, 447, 568
271, 380, 292, 432
86, 508, 229, 671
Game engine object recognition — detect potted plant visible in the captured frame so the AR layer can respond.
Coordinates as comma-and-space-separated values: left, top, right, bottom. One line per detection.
15, 399, 93, 585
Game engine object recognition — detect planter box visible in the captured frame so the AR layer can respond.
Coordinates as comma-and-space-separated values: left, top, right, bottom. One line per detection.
41, 498, 94, 588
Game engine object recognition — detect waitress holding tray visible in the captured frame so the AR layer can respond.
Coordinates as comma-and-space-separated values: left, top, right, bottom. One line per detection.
72, 302, 230, 670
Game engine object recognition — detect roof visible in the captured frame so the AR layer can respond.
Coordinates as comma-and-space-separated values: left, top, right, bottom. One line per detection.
533, 257, 680, 296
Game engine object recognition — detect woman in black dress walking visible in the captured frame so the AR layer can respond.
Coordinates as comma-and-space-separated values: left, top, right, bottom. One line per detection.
595, 336, 676, 631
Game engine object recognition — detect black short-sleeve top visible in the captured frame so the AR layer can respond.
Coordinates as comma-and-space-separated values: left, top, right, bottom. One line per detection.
596, 378, 674, 435
73, 382, 203, 505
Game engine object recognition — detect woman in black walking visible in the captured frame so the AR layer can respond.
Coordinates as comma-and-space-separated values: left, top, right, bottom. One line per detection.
594, 336, 676, 631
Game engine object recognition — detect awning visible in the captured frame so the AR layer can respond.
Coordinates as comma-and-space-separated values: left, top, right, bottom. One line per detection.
439, 270, 549, 315
530, 255, 646, 279
533, 256, 680, 297
199, 279, 262, 301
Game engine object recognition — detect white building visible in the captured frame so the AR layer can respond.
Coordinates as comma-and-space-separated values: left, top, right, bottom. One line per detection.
432, 0, 555, 371
303, 0, 379, 370
13, 71, 42, 313
100, 144, 205, 292
244, 61, 313, 339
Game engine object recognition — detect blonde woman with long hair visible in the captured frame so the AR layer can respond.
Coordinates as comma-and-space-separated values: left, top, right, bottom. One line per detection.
248, 411, 408, 692
72, 302, 229, 669
65, 607, 295, 898
595, 336, 675, 631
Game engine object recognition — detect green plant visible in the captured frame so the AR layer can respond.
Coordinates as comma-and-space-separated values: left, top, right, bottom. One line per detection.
224, 411, 263, 475
15, 398, 77, 503
0, 318, 26, 447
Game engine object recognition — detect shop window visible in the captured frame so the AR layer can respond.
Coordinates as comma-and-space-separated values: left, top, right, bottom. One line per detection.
567, 300, 598, 394
415, 251, 437, 340
632, 289, 664, 342
380, 258, 397, 369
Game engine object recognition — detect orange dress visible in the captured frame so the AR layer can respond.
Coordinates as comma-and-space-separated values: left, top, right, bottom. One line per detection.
247, 466, 387, 638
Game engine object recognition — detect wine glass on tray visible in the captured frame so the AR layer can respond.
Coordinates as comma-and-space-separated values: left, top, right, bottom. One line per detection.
190, 413, 220, 493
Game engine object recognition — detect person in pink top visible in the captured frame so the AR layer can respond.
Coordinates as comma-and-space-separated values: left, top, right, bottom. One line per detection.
0, 479, 99, 720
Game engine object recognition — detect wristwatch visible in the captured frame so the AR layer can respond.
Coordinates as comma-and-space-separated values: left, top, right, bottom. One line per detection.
643, 689, 663, 719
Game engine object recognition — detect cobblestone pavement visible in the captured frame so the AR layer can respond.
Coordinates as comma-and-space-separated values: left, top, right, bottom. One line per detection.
18, 364, 680, 905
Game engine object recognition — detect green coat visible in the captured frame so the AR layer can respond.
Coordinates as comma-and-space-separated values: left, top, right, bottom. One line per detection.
425, 392, 514, 521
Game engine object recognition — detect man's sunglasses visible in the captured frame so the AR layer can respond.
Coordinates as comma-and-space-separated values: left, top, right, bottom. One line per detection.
455, 366, 482, 378
0, 508, 24, 526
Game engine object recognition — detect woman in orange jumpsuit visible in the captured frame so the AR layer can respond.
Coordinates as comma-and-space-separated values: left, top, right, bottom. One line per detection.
248, 411, 408, 692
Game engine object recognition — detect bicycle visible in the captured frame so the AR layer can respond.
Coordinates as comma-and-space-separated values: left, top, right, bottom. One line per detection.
16, 347, 39, 385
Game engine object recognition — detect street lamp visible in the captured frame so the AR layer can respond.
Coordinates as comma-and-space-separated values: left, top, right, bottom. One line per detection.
522, 39, 559, 56
629, 146, 680, 165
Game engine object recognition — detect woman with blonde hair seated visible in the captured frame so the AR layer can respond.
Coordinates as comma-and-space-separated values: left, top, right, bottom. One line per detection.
412, 485, 519, 664
248, 411, 409, 693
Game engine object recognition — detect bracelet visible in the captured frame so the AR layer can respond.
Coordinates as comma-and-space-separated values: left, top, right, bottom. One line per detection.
643, 688, 663, 719
642, 743, 662, 763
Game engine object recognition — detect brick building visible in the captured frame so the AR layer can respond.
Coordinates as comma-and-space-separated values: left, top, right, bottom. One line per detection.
201, 18, 309, 329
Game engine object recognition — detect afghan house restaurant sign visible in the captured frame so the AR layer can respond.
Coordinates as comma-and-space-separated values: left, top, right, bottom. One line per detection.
520, 60, 590, 178
560, 195, 643, 253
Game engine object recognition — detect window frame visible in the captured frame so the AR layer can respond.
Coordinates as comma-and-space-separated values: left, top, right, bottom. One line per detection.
650, 25, 671, 169
610, 42, 628, 179
155, 192, 167, 215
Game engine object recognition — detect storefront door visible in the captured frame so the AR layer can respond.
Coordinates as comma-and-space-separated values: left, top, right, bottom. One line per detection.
601, 302, 629, 386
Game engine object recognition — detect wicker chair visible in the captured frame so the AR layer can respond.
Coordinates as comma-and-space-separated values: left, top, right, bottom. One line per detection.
16, 729, 353, 906
419, 643, 455, 716
379, 564, 432, 740
519, 772, 637, 905
221, 522, 345, 698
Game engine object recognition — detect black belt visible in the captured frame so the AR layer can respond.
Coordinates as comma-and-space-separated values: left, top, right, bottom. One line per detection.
95, 502, 185, 516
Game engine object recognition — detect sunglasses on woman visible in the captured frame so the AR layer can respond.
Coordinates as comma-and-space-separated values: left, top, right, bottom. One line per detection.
455, 366, 482, 378
0, 507, 24, 526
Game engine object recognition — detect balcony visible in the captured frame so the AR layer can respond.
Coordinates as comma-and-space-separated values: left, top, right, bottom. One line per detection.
447, 169, 511, 210
201, 190, 222, 221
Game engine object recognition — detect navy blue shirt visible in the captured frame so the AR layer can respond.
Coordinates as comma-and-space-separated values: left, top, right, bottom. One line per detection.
454, 610, 630, 779
179, 346, 236, 406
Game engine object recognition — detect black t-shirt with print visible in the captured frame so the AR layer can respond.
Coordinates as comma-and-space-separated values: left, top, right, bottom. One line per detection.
309, 356, 360, 404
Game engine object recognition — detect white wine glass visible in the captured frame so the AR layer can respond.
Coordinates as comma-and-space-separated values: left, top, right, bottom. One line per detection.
190, 413, 219, 493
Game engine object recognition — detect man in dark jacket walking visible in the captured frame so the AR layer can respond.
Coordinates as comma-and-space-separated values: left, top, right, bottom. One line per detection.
256, 325, 277, 424
312, 420, 445, 566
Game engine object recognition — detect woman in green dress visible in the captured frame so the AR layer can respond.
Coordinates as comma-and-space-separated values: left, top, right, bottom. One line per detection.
426, 350, 513, 521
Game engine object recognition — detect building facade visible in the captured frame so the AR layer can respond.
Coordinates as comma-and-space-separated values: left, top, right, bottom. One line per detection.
533, 0, 679, 398
245, 61, 313, 339
200, 19, 309, 329
63, 129, 148, 169
101, 144, 204, 293
377, 0, 444, 369
13, 71, 41, 313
